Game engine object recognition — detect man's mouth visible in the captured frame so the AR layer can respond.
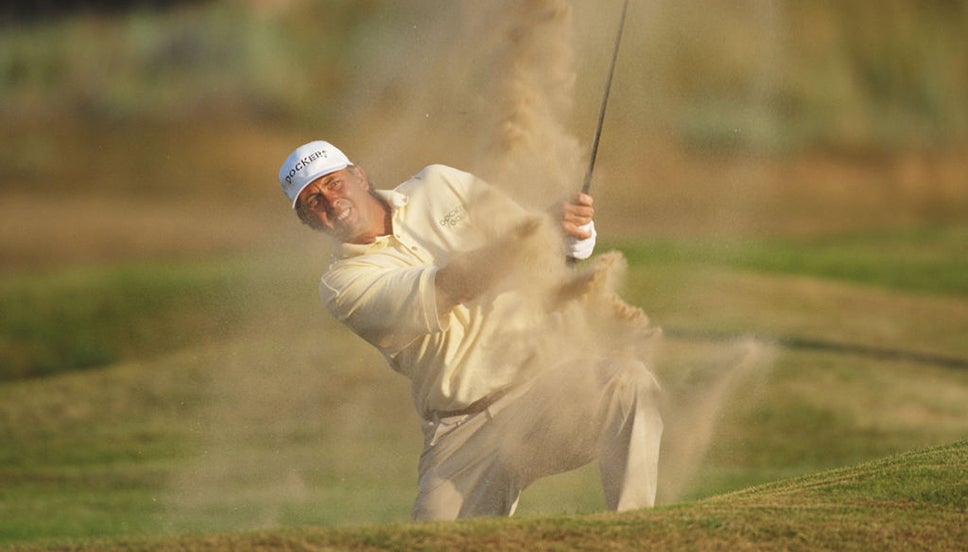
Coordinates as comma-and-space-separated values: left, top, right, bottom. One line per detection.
332, 199, 352, 224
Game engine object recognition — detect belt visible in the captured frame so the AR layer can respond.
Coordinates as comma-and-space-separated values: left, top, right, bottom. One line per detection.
431, 388, 510, 419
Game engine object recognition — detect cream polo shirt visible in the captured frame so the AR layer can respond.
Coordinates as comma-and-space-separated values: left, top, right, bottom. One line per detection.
320, 164, 548, 419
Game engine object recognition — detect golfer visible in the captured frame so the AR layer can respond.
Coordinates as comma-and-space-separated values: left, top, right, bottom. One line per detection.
278, 140, 662, 520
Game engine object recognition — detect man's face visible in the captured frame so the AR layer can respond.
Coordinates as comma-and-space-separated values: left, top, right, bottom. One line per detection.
296, 166, 382, 244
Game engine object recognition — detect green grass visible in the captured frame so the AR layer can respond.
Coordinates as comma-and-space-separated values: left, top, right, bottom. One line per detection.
617, 225, 968, 297
0, 258, 258, 380
1, 231, 967, 546
9, 440, 966, 551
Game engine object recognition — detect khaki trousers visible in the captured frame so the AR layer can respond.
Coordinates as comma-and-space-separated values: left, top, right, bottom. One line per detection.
411, 357, 663, 520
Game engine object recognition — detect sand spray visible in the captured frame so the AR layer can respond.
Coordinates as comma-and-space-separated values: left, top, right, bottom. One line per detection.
457, 0, 776, 505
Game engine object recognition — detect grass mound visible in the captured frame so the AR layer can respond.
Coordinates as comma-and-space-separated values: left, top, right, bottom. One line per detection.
20, 440, 964, 551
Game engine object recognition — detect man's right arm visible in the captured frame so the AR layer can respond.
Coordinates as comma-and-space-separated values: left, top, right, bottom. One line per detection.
321, 260, 442, 354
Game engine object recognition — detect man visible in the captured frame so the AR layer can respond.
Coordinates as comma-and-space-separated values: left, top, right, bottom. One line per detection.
278, 140, 662, 520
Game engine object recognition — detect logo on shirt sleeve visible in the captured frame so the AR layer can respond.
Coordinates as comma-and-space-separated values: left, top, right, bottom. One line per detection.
439, 205, 468, 228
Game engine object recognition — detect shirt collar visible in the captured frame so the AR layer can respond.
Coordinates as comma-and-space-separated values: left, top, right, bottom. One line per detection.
375, 188, 408, 209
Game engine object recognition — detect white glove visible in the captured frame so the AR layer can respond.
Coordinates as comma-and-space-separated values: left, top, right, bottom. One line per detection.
565, 221, 597, 260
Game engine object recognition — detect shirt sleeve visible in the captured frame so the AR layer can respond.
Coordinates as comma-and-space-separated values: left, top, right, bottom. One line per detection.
320, 260, 444, 354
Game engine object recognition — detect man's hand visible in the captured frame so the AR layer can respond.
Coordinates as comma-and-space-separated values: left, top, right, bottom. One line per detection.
559, 193, 595, 240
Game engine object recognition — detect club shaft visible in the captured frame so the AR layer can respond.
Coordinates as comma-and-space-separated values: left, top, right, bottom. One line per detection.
581, 0, 630, 195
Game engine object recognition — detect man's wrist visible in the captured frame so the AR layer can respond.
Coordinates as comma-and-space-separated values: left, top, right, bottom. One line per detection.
565, 221, 596, 260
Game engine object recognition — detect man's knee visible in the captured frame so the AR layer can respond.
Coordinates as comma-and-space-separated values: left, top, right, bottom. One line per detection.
602, 359, 660, 394
596, 358, 662, 425
411, 479, 461, 521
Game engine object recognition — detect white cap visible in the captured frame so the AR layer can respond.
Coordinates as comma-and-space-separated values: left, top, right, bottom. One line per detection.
278, 140, 352, 208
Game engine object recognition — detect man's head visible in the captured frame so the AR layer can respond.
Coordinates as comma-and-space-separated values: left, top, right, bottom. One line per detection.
279, 141, 388, 244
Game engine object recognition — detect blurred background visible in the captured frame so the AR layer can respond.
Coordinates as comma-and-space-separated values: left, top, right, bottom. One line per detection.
1, 0, 966, 545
